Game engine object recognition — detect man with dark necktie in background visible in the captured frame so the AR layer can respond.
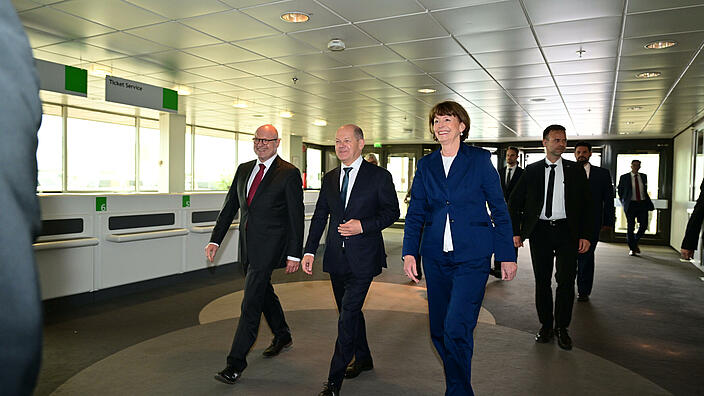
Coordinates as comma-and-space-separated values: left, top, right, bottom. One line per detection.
573, 141, 615, 302
617, 160, 655, 256
492, 146, 523, 278
509, 125, 592, 350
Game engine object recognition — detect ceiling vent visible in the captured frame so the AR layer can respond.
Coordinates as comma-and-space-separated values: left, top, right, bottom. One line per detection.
327, 39, 346, 51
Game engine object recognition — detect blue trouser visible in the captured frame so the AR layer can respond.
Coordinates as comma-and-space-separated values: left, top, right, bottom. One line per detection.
577, 239, 598, 296
424, 252, 490, 396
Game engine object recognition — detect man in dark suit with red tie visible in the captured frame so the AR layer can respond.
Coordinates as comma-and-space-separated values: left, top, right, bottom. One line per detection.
492, 146, 523, 278
205, 124, 304, 385
302, 124, 399, 396
617, 160, 654, 256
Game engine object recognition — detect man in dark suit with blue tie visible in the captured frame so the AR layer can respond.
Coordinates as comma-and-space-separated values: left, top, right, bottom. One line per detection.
574, 142, 615, 302
302, 124, 399, 396
492, 146, 523, 278
617, 160, 655, 256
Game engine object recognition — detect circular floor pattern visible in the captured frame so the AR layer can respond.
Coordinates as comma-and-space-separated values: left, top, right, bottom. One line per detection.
53, 309, 669, 395
199, 280, 496, 325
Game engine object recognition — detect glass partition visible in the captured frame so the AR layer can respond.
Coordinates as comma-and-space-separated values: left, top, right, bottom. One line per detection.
36, 104, 63, 192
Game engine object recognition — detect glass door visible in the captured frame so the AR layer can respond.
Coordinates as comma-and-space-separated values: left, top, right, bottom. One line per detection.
614, 153, 660, 235
386, 153, 416, 220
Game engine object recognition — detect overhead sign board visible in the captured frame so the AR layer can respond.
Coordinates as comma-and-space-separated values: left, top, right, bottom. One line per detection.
105, 75, 177, 113
35, 59, 87, 97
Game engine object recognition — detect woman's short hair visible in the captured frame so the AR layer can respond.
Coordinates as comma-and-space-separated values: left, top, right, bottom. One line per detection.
428, 101, 471, 142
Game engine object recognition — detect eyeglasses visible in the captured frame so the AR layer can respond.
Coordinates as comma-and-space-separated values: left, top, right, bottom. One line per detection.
253, 137, 278, 144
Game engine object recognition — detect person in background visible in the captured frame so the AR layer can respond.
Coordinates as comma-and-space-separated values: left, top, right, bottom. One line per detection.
617, 160, 654, 256
492, 146, 523, 278
302, 124, 399, 396
508, 125, 592, 351
403, 101, 517, 395
0, 1, 44, 394
681, 179, 704, 260
206, 124, 304, 386
573, 141, 615, 302
364, 153, 379, 166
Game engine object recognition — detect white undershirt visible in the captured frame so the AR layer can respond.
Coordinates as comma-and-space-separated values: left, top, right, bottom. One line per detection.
539, 157, 567, 220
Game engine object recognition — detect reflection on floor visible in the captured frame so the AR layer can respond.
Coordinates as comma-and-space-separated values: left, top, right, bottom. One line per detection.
38, 230, 704, 395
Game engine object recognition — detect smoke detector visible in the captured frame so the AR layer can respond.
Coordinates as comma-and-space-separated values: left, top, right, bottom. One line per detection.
327, 39, 346, 51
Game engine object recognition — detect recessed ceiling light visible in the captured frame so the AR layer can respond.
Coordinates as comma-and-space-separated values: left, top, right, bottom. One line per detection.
280, 111, 293, 118
636, 71, 661, 79
645, 40, 677, 49
252, 114, 264, 118
280, 11, 309, 23
417, 88, 436, 94
313, 119, 327, 126
627, 106, 643, 111
531, 98, 546, 102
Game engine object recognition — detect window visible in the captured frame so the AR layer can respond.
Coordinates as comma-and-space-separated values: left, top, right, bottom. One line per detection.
194, 127, 236, 190
306, 146, 322, 189
138, 118, 160, 191
615, 153, 660, 235
37, 104, 63, 191
237, 133, 257, 166
66, 108, 135, 191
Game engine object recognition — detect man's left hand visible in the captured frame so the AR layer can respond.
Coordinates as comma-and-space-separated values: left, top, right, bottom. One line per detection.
578, 239, 591, 253
285, 259, 300, 273
338, 219, 362, 236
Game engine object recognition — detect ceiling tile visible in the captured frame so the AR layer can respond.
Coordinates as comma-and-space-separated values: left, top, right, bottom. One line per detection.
19, 6, 115, 38
523, 0, 624, 25
229, 59, 295, 75
327, 45, 404, 66
621, 31, 704, 57
24, 26, 68, 48
39, 41, 127, 62
108, 56, 169, 75
143, 50, 217, 69
124, 0, 231, 19
320, 0, 425, 22
625, 6, 704, 37
360, 61, 424, 78
240, 0, 347, 33
127, 22, 221, 49
554, 72, 615, 85
550, 57, 617, 75
418, 0, 508, 12
181, 10, 278, 41
234, 35, 320, 58
288, 25, 379, 51
388, 37, 465, 60
225, 76, 286, 90
52, 0, 167, 30
473, 48, 544, 68
185, 64, 251, 80
534, 17, 622, 46
627, 0, 704, 13
144, 71, 210, 84
431, 0, 528, 36
309, 66, 371, 81
358, 13, 447, 43
32, 48, 81, 66
183, 43, 264, 64
80, 32, 170, 56
456, 28, 537, 54
413, 55, 480, 73
274, 53, 345, 70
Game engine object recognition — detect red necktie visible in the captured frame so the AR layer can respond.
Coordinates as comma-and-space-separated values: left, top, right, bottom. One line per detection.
634, 174, 641, 201
247, 164, 265, 206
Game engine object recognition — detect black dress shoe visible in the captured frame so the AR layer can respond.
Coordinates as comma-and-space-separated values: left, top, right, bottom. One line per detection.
344, 359, 373, 378
555, 327, 572, 350
262, 335, 292, 357
577, 294, 590, 302
318, 381, 340, 396
629, 250, 638, 256
490, 268, 502, 279
214, 366, 241, 384
535, 327, 554, 343
634, 246, 641, 254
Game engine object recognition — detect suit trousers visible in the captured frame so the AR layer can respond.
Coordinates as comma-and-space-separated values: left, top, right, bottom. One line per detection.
529, 220, 578, 329
577, 237, 599, 297
424, 252, 490, 396
626, 201, 649, 250
327, 270, 373, 387
227, 266, 290, 371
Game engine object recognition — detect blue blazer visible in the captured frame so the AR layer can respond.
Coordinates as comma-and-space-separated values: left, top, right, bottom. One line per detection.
305, 159, 400, 277
402, 144, 515, 263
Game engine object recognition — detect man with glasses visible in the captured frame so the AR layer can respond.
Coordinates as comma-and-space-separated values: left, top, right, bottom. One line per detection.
206, 124, 304, 385
302, 124, 399, 396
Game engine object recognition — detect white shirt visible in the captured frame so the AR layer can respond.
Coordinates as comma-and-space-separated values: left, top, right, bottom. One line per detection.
583, 162, 591, 179
339, 155, 364, 208
630, 172, 645, 201
442, 154, 456, 252
505, 164, 517, 184
211, 154, 300, 262
539, 157, 567, 220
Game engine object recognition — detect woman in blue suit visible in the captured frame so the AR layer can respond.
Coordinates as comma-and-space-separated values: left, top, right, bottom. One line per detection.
402, 101, 517, 396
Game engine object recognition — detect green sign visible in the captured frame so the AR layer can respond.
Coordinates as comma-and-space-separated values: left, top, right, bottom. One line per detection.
65, 66, 87, 95
35, 59, 88, 97
96, 197, 107, 212
373, 142, 382, 148
182, 195, 190, 208
163, 88, 178, 111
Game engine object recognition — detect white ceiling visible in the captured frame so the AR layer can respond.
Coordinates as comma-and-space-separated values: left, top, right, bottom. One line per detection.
13, 0, 704, 144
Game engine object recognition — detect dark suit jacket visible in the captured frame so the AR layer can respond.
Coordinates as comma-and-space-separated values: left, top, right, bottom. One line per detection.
305, 159, 399, 277
586, 164, 616, 241
403, 144, 515, 262
210, 156, 304, 271
617, 172, 654, 212
508, 158, 593, 243
499, 165, 524, 200
682, 179, 704, 250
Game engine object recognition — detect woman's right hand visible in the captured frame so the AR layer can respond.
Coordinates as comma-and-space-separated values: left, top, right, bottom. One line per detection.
403, 255, 419, 283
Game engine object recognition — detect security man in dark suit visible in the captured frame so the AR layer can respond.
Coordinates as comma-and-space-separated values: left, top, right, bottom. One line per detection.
617, 160, 654, 256
206, 124, 304, 385
573, 141, 615, 302
492, 146, 523, 278
681, 179, 704, 260
508, 125, 592, 351
302, 124, 399, 396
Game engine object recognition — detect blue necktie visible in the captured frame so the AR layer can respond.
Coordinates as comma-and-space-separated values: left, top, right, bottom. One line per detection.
340, 167, 352, 209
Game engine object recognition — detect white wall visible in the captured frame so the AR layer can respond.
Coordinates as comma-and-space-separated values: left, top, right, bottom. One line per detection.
671, 130, 693, 250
